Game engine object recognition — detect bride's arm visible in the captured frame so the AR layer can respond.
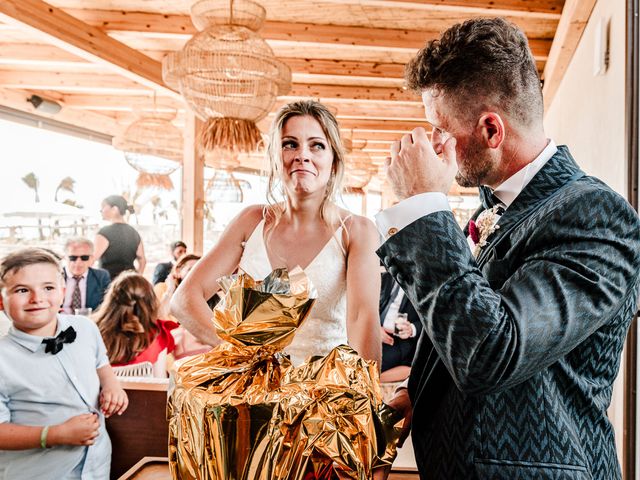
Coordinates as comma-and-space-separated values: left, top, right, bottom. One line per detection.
345, 216, 382, 368
170, 205, 264, 346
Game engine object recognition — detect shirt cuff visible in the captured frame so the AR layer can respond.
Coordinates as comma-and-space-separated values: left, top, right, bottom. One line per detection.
410, 323, 417, 338
375, 192, 450, 241
394, 378, 410, 394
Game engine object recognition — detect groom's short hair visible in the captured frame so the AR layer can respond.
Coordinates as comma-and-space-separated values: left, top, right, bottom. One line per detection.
405, 17, 543, 128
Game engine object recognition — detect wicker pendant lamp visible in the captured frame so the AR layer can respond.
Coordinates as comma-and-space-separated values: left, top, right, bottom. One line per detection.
162, 0, 291, 161
343, 137, 377, 195
206, 169, 251, 203
112, 107, 183, 191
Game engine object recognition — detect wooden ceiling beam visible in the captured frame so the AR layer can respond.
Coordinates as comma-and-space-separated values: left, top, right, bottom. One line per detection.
0, 70, 420, 102
0, 43, 85, 65
0, 0, 180, 99
0, 43, 546, 79
0, 86, 120, 136
61, 94, 425, 120
61, 94, 186, 111
288, 83, 417, 102
367, 0, 563, 17
542, 0, 597, 112
67, 9, 552, 60
259, 116, 425, 132
283, 58, 404, 78
0, 70, 151, 95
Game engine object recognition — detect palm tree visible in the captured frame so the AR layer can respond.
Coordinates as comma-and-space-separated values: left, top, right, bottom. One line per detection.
21, 172, 43, 240
62, 199, 83, 209
21, 172, 40, 203
54, 176, 75, 202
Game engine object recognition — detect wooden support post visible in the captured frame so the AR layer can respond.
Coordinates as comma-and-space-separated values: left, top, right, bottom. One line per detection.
181, 112, 204, 255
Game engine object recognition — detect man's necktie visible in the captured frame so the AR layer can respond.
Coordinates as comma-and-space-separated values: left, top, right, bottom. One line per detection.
71, 275, 82, 311
42, 326, 77, 354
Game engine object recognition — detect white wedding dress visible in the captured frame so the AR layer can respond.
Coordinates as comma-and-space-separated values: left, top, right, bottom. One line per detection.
238, 219, 348, 365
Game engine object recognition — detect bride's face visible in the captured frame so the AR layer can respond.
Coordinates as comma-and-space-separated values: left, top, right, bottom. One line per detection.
280, 115, 334, 197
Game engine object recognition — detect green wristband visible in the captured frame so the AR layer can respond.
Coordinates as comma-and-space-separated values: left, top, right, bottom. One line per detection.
40, 425, 49, 449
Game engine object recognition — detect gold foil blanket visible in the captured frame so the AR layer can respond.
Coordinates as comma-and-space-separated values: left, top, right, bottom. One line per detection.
168, 269, 401, 479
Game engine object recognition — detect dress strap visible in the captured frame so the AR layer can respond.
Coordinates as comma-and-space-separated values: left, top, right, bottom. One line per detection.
333, 214, 353, 257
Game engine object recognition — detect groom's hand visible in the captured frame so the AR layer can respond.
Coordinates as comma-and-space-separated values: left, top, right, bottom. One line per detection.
386, 127, 457, 200
388, 388, 412, 447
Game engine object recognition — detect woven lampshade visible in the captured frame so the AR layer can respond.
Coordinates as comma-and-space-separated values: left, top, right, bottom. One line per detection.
163, 0, 291, 156
112, 107, 183, 191
343, 137, 377, 194
206, 170, 251, 203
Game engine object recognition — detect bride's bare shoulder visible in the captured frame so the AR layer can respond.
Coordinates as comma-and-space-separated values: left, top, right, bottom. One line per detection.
337, 208, 376, 234
228, 204, 266, 236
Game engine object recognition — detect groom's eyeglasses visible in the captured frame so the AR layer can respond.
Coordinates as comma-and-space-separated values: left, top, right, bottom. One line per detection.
68, 255, 90, 262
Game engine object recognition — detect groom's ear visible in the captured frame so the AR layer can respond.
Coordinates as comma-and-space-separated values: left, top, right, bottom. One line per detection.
477, 112, 505, 149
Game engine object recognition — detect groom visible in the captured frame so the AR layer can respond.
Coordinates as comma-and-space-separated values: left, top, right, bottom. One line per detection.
377, 17, 640, 480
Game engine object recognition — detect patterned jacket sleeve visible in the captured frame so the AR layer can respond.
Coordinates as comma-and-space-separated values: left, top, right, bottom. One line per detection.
378, 187, 640, 395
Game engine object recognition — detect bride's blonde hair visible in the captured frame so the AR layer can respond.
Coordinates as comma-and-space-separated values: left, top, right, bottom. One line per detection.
264, 100, 346, 231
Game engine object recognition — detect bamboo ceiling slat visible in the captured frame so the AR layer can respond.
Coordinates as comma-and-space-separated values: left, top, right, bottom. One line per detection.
46, 0, 563, 16
0, 70, 418, 102
61, 95, 424, 122
288, 83, 416, 102
0, 0, 582, 189
0, 43, 92, 63
0, 42, 545, 80
68, 9, 554, 59
61, 94, 186, 111
0, 0, 179, 98
0, 70, 151, 95
291, 74, 404, 88
0, 85, 121, 135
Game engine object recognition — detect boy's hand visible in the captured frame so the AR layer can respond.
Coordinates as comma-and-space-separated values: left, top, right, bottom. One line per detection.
50, 413, 100, 446
100, 385, 128, 418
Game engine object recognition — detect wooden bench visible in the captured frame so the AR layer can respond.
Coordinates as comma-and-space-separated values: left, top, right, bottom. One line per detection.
106, 380, 170, 479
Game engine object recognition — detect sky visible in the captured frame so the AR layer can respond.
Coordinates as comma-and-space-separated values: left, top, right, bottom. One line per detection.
0, 118, 274, 230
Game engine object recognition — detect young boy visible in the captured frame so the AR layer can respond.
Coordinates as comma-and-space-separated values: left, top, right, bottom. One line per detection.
0, 248, 128, 479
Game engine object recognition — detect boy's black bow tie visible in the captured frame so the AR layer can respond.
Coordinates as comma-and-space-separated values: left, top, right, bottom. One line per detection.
42, 326, 77, 354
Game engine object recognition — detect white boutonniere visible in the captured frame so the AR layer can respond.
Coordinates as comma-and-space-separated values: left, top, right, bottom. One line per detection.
468, 206, 502, 257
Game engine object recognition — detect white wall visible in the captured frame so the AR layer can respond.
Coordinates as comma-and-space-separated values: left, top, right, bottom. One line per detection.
544, 0, 628, 466
544, 0, 627, 194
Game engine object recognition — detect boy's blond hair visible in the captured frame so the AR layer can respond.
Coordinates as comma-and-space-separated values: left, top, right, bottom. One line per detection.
0, 248, 63, 289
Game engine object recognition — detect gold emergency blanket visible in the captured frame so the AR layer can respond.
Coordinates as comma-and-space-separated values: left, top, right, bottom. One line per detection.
168, 269, 402, 479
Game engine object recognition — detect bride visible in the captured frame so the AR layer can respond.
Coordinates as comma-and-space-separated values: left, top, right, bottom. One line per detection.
171, 100, 381, 366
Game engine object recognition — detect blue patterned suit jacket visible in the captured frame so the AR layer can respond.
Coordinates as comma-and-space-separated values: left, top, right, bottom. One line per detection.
378, 147, 640, 479
64, 267, 110, 311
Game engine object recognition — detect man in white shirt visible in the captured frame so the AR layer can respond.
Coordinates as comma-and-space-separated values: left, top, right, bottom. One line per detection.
377, 17, 640, 480
379, 271, 420, 380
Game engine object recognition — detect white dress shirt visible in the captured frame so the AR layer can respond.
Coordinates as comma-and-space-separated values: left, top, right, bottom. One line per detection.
0, 315, 111, 479
375, 140, 558, 239
63, 268, 88, 314
382, 287, 404, 331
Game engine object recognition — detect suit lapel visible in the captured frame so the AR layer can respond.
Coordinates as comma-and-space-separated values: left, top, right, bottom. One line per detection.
412, 146, 585, 407
85, 268, 96, 308
475, 146, 584, 266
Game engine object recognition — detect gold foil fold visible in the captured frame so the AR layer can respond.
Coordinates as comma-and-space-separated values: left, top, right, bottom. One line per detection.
169, 269, 401, 479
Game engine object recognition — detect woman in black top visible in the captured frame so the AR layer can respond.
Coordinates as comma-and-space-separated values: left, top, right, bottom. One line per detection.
94, 195, 146, 279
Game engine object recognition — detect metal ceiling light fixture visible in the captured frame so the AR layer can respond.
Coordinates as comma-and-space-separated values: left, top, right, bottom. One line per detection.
162, 0, 291, 162
27, 95, 62, 115
112, 106, 183, 191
